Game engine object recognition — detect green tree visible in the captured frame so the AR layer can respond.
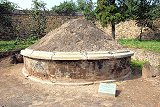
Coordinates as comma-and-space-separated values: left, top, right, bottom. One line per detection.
28, 0, 48, 39
0, 0, 19, 9
132, 0, 159, 41
51, 0, 77, 14
150, 3, 160, 19
77, 0, 86, 11
125, 0, 139, 20
95, 0, 127, 39
77, 0, 96, 21
123, 0, 159, 41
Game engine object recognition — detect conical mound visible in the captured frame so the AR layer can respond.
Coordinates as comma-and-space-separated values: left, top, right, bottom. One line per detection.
27, 19, 125, 52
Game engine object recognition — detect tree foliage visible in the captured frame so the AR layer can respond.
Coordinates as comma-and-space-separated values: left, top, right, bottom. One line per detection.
77, 0, 86, 11
0, 0, 19, 10
95, 0, 159, 40
51, 0, 77, 14
77, 0, 96, 21
28, 0, 48, 40
124, 0, 139, 20
126, 0, 159, 41
95, 0, 127, 39
51, 0, 96, 22
150, 3, 160, 20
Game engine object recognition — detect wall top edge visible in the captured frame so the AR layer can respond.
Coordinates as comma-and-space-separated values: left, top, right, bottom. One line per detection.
21, 49, 134, 60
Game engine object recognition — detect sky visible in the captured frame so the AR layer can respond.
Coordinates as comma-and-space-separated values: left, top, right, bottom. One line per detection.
9, 0, 97, 10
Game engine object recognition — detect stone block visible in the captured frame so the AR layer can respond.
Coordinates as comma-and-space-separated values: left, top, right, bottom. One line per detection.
30, 51, 54, 60
98, 83, 116, 97
87, 54, 113, 60
112, 50, 130, 54
87, 51, 110, 54
16, 54, 23, 63
113, 51, 134, 58
142, 63, 160, 78
9, 55, 17, 64
21, 49, 33, 57
86, 51, 136, 60
24, 56, 131, 82
52, 52, 86, 60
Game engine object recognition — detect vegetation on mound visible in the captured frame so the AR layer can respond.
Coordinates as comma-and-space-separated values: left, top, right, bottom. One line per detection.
130, 59, 160, 73
117, 39, 160, 53
130, 59, 149, 71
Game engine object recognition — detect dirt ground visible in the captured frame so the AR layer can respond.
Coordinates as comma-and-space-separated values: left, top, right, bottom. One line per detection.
0, 57, 160, 107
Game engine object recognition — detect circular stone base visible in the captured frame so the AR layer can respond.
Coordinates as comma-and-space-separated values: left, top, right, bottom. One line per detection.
22, 67, 132, 85
23, 56, 131, 83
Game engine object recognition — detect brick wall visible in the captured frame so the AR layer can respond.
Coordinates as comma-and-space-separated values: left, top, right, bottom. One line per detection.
0, 11, 84, 40
129, 48, 160, 67
0, 10, 159, 40
95, 20, 160, 40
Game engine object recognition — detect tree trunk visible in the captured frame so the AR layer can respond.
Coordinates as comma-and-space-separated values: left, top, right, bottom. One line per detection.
112, 24, 115, 40
139, 26, 142, 41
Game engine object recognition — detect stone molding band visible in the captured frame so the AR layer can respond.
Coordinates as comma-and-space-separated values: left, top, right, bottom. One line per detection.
21, 49, 134, 60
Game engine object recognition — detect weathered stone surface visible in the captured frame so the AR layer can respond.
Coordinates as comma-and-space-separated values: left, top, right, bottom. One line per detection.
9, 53, 24, 64
142, 63, 160, 78
130, 48, 160, 66
1, 10, 159, 41
113, 51, 134, 58
96, 20, 160, 40
21, 49, 134, 60
30, 51, 54, 60
21, 49, 33, 57
87, 51, 110, 54
16, 54, 23, 63
112, 50, 130, 54
9, 55, 17, 64
98, 83, 116, 97
27, 19, 126, 52
0, 50, 21, 58
21, 19, 133, 83
0, 50, 23, 64
87, 54, 113, 60
23, 56, 131, 83
86, 51, 112, 60
52, 52, 86, 60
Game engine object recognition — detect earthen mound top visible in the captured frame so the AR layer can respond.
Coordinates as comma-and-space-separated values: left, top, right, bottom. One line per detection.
27, 19, 125, 52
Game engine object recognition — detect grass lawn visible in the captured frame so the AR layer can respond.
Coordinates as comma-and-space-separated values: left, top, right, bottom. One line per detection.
116, 39, 160, 53
1, 39, 160, 53
0, 40, 37, 51
116, 39, 160, 70
0, 39, 159, 70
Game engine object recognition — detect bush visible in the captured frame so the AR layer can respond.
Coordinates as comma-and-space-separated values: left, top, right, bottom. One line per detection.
27, 0, 48, 40
51, 1, 77, 14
